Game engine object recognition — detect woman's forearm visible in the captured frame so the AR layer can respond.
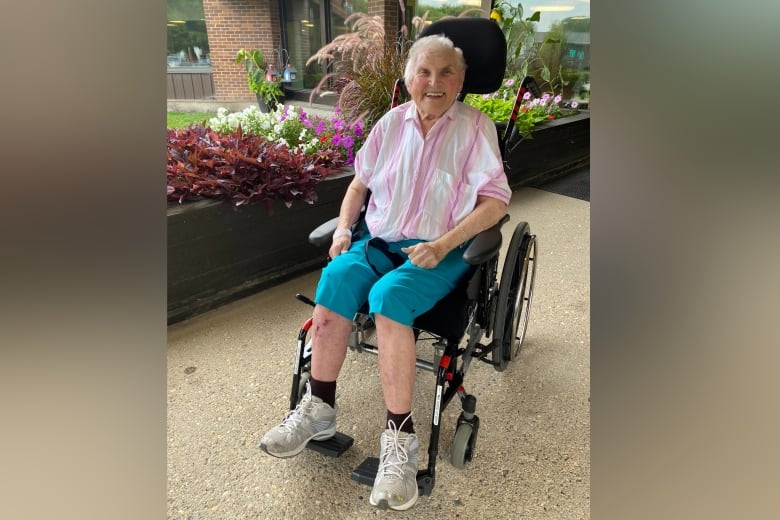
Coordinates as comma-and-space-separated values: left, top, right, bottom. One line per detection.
337, 177, 368, 231
437, 196, 507, 254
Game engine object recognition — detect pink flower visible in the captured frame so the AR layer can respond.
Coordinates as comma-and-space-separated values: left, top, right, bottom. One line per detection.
504, 78, 515, 87
522, 91, 532, 100
571, 101, 579, 109
554, 95, 562, 104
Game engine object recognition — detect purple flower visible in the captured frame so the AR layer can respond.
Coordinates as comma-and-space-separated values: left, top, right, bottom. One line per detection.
303, 119, 314, 128
571, 101, 579, 108
554, 95, 562, 104
332, 133, 342, 147
341, 135, 354, 149
315, 121, 325, 135
352, 122, 363, 137
504, 78, 515, 87
522, 91, 532, 100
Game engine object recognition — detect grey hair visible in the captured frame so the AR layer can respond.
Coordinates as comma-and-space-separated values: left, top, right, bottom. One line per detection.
403, 34, 467, 87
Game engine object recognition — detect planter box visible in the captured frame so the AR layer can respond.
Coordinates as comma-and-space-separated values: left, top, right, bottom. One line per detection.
167, 170, 353, 324
502, 111, 590, 189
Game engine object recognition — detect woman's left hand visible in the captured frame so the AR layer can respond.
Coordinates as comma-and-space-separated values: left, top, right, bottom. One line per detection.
402, 242, 446, 269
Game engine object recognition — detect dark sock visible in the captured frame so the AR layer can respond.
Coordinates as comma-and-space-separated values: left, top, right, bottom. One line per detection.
387, 410, 415, 434
309, 378, 336, 408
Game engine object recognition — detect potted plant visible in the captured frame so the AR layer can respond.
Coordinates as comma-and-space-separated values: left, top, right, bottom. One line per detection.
166, 104, 366, 324
236, 49, 284, 112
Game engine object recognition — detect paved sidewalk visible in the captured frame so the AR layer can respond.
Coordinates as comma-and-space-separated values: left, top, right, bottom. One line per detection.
167, 186, 590, 519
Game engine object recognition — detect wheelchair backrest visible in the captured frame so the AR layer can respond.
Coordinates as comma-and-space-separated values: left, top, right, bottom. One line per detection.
419, 17, 507, 96
390, 17, 511, 155
391, 17, 507, 109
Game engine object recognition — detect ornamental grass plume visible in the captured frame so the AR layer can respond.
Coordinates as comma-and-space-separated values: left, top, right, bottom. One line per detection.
306, 12, 410, 131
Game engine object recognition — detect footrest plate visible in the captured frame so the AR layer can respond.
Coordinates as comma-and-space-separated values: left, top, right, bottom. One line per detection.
351, 457, 380, 486
306, 431, 354, 457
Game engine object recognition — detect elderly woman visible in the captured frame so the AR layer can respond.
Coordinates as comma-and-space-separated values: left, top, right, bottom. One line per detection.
260, 33, 511, 511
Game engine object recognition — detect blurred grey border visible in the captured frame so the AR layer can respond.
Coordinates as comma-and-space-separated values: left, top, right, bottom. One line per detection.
1, 1, 167, 519
592, 1, 780, 518
2, 0, 779, 518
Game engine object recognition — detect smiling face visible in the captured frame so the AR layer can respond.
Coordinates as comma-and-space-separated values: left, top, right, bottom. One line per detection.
406, 44, 465, 124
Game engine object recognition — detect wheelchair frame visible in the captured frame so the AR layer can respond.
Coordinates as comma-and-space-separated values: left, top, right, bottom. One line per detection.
289, 214, 537, 495
282, 16, 539, 498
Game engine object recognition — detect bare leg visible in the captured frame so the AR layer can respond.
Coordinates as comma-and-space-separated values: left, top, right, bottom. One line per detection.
374, 314, 416, 414
311, 305, 352, 381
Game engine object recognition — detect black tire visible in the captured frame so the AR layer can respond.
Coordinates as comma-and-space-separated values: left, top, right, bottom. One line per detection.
491, 222, 537, 371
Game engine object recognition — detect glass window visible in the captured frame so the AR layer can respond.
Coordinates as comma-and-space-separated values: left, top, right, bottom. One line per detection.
409, 0, 590, 103
284, 1, 327, 90
331, 0, 362, 37
413, 0, 483, 27
167, 0, 210, 68
283, 0, 365, 91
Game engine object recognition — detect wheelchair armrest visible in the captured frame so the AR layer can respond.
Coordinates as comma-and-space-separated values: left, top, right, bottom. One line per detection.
309, 216, 339, 247
462, 214, 510, 265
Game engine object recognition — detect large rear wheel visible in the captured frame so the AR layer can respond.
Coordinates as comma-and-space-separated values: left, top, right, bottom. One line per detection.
491, 223, 537, 371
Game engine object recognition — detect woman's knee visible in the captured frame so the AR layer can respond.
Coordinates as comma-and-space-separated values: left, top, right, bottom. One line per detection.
368, 282, 417, 327
312, 305, 352, 336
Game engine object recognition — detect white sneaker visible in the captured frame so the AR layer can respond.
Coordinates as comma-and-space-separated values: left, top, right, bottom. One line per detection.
369, 417, 419, 511
259, 384, 337, 458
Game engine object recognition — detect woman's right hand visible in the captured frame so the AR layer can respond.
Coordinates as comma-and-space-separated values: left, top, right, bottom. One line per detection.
329, 234, 351, 259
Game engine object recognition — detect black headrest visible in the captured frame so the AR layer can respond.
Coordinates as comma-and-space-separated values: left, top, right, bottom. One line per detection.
419, 17, 507, 95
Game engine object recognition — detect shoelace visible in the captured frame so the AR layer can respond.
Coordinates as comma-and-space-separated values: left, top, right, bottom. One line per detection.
280, 385, 313, 433
378, 417, 412, 479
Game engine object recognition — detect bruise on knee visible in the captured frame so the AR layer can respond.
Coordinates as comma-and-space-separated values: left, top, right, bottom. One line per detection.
314, 317, 331, 337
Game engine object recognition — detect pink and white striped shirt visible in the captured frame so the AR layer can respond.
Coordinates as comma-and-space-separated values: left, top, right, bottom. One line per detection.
353, 101, 511, 242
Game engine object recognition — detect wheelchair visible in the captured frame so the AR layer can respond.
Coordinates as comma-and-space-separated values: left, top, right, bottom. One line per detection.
286, 16, 538, 497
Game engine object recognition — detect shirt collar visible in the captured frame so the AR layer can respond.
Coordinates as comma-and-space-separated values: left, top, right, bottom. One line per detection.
402, 100, 461, 123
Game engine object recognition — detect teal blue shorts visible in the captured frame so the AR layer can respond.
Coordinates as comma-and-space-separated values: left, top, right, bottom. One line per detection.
314, 235, 471, 326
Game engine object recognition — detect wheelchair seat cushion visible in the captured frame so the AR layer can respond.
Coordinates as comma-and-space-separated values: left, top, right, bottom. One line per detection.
411, 267, 473, 339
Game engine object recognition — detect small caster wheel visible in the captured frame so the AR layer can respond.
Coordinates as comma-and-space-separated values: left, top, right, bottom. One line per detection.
451, 420, 478, 469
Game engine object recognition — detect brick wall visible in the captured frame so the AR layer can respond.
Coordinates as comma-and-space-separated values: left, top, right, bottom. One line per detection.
369, 0, 400, 46
203, 0, 280, 100
203, 0, 398, 102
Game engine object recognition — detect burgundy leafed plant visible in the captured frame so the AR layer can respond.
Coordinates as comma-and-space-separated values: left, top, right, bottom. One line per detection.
167, 125, 346, 209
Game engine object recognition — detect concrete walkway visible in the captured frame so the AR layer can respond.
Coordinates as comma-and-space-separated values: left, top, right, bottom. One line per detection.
167, 186, 590, 519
